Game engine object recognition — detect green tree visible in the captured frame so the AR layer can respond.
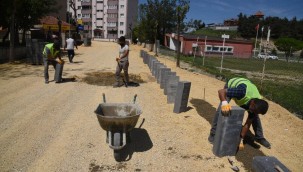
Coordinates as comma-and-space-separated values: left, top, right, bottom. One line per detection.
0, 0, 56, 45
175, 0, 190, 67
275, 37, 303, 62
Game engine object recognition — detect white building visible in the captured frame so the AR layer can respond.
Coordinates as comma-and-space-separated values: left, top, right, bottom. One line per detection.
70, 0, 138, 39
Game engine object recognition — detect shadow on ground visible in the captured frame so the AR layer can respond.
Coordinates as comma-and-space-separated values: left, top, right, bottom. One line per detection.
190, 98, 265, 171
88, 127, 153, 171
117, 128, 153, 161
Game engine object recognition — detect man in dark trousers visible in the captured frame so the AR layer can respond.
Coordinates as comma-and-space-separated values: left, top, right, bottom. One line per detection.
64, 36, 78, 63
208, 77, 271, 149
42, 40, 62, 84
113, 36, 129, 87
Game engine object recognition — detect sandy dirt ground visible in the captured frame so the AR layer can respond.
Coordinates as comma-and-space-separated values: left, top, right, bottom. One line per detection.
0, 41, 302, 172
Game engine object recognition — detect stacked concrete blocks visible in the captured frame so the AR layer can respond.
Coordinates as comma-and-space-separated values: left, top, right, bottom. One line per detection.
213, 106, 245, 157
173, 81, 191, 113
164, 72, 176, 94
139, 50, 191, 113
167, 76, 180, 104
160, 68, 171, 89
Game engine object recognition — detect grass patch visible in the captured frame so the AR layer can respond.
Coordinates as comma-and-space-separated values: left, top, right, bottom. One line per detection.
170, 53, 303, 118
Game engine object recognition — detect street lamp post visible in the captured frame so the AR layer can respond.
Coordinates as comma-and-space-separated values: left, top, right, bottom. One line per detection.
129, 23, 132, 44
57, 16, 62, 47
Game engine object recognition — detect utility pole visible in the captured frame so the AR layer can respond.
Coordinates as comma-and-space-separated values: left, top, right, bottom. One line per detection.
261, 26, 271, 90
9, 0, 16, 62
203, 36, 207, 66
154, 21, 158, 56
220, 34, 229, 73
192, 36, 199, 65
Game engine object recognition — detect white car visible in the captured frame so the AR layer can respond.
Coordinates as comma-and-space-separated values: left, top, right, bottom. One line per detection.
257, 53, 278, 60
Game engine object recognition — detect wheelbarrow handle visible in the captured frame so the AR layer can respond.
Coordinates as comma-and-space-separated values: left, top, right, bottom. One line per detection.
133, 94, 137, 104
103, 93, 106, 103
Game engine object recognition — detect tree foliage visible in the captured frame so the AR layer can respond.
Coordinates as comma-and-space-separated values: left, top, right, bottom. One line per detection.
0, 0, 57, 44
185, 19, 205, 31
274, 37, 303, 61
134, 0, 190, 45
237, 13, 303, 41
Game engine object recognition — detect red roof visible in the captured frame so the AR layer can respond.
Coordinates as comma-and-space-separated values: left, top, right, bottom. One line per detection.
40, 16, 71, 26
255, 11, 264, 17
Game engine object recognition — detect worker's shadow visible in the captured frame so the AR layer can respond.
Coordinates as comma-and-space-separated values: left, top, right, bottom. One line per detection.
190, 98, 266, 170
117, 119, 153, 161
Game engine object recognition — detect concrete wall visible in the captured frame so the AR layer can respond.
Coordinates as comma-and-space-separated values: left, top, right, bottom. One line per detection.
0, 47, 27, 63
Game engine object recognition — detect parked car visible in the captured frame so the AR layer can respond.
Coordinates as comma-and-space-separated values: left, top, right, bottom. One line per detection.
257, 53, 278, 60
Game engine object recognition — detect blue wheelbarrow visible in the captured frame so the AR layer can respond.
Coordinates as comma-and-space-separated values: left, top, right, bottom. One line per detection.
95, 93, 142, 161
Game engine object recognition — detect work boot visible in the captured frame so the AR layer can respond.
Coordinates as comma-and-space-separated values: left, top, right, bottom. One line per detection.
45, 80, 49, 84
113, 82, 122, 88
255, 138, 271, 149
208, 134, 215, 144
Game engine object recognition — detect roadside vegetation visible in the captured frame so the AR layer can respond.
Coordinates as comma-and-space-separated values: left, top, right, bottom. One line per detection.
180, 53, 303, 119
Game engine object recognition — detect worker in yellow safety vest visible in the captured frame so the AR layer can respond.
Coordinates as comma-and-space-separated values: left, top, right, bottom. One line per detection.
208, 77, 271, 149
42, 40, 62, 84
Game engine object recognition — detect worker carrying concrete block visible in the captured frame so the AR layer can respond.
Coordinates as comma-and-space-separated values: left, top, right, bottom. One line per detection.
42, 39, 63, 84
208, 77, 271, 149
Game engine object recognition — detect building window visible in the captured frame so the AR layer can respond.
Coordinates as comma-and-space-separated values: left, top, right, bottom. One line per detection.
108, 13, 117, 18
97, 26, 103, 29
120, 5, 124, 9
108, 5, 117, 9
120, 13, 124, 17
97, 1, 103, 3
82, 14, 91, 18
97, 18, 103, 20
97, 10, 103, 12
108, 22, 117, 27
77, 14, 81, 18
120, 30, 124, 34
205, 45, 234, 53
78, 6, 81, 9
120, 22, 124, 26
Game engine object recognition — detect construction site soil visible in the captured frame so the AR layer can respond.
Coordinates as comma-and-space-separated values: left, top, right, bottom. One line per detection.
0, 41, 302, 171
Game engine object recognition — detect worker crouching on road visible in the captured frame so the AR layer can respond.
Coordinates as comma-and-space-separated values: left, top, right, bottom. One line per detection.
42, 40, 63, 84
208, 77, 271, 149
113, 36, 129, 88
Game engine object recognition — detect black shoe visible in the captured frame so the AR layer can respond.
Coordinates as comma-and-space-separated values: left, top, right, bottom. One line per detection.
255, 138, 271, 149
45, 80, 49, 84
208, 134, 215, 144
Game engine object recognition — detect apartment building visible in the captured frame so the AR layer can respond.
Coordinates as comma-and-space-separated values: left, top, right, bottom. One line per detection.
71, 0, 138, 39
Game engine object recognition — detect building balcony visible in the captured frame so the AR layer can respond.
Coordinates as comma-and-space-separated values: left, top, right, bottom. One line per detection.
81, 9, 92, 14
107, 9, 118, 14
107, 18, 118, 22
81, 0, 92, 6
82, 18, 91, 22
107, 26, 118, 31
108, 0, 119, 6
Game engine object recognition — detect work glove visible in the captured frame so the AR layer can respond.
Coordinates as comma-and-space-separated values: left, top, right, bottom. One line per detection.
116, 57, 120, 62
221, 101, 231, 116
238, 138, 244, 150
57, 59, 64, 64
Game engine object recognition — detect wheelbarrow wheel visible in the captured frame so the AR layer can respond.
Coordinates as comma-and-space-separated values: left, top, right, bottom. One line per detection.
113, 132, 122, 161
114, 149, 122, 161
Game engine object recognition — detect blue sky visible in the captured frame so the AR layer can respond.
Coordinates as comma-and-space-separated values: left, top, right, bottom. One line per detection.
139, 0, 303, 24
